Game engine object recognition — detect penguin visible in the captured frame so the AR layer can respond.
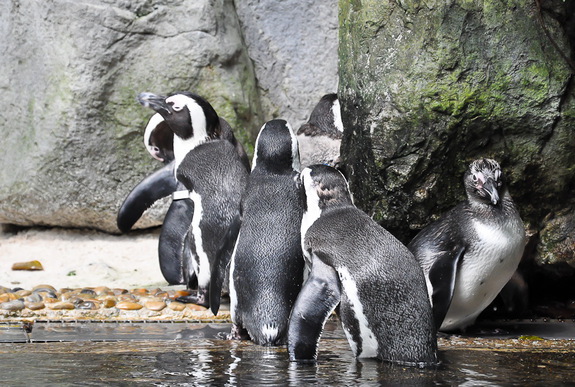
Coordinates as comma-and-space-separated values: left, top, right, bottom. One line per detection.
408, 158, 526, 332
296, 93, 343, 168
143, 113, 175, 163
138, 91, 249, 313
228, 119, 305, 346
117, 107, 250, 286
288, 164, 437, 366
116, 113, 193, 285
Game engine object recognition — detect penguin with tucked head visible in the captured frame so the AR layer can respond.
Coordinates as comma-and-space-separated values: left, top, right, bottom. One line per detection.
297, 93, 343, 168
138, 91, 249, 313
143, 113, 175, 163
117, 114, 177, 234
229, 119, 305, 346
408, 158, 526, 332
288, 165, 437, 366
116, 114, 192, 285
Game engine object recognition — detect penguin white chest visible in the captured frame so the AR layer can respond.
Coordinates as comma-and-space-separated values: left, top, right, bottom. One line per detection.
443, 219, 524, 330
188, 190, 211, 289
338, 267, 378, 358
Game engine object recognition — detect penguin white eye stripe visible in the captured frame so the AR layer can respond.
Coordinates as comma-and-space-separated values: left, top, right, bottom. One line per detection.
166, 95, 191, 112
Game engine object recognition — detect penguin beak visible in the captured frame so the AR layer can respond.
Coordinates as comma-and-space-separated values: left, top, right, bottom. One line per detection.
137, 92, 171, 116
483, 178, 500, 205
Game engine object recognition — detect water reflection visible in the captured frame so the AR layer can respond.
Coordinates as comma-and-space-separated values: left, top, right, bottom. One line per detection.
0, 323, 574, 385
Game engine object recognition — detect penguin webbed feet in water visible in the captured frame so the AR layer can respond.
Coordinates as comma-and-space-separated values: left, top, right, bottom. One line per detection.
227, 324, 251, 341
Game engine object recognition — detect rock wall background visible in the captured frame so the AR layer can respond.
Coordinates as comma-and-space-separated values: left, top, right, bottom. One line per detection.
0, 0, 338, 233
339, 0, 574, 290
1, 0, 573, 289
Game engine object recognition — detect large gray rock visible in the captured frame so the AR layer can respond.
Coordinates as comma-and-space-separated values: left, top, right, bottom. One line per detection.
339, 0, 575, 276
235, 0, 339, 128
0, 0, 262, 233
0, 0, 339, 233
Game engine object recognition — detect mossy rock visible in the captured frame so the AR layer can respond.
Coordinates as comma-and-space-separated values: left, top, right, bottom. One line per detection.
338, 0, 575, 259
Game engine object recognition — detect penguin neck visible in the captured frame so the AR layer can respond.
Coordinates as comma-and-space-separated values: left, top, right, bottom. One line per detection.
468, 189, 518, 223
173, 134, 209, 175
300, 205, 321, 265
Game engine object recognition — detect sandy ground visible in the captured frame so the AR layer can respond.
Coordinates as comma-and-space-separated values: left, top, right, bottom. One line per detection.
0, 226, 175, 290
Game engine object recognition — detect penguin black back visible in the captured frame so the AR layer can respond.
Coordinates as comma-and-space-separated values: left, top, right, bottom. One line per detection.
297, 93, 342, 139
289, 165, 437, 365
229, 119, 305, 346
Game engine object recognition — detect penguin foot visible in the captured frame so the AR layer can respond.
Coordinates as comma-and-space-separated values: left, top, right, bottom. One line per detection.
176, 294, 209, 308
227, 324, 251, 340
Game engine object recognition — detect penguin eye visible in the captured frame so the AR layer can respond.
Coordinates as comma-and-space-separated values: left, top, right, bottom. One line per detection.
472, 174, 478, 182
169, 102, 183, 112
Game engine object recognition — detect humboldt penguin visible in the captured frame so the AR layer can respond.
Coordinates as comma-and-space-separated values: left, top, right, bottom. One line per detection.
229, 119, 305, 346
288, 164, 437, 366
138, 91, 249, 313
408, 158, 526, 331
297, 93, 343, 168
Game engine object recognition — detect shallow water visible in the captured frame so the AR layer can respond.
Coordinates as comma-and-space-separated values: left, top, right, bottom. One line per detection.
1, 321, 574, 385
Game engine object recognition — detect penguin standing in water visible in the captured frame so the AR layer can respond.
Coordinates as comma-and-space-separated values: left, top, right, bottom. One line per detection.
138, 91, 249, 313
288, 165, 437, 366
408, 158, 526, 331
229, 119, 305, 346
296, 93, 343, 168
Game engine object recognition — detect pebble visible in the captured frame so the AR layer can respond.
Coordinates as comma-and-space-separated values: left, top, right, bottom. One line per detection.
32, 284, 57, 293
0, 300, 25, 311
77, 301, 100, 310
25, 293, 43, 303
115, 301, 143, 311
46, 302, 75, 310
25, 301, 45, 310
0, 284, 225, 317
100, 298, 117, 308
145, 301, 167, 311
11, 260, 44, 271
0, 293, 17, 302
186, 304, 208, 311
14, 289, 32, 298
79, 289, 97, 297
168, 301, 186, 312
94, 286, 111, 296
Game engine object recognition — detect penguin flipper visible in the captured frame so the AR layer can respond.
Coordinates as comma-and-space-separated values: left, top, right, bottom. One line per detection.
209, 214, 242, 316
288, 254, 341, 362
428, 245, 466, 330
158, 194, 194, 285
116, 162, 177, 233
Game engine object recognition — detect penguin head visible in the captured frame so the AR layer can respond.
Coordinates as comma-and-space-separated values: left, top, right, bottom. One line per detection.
143, 113, 174, 163
297, 93, 344, 139
252, 119, 300, 173
137, 91, 221, 142
301, 164, 353, 213
464, 158, 504, 206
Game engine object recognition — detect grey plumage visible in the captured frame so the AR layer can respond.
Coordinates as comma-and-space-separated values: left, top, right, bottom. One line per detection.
408, 158, 526, 331
137, 91, 249, 314
289, 164, 437, 366
229, 119, 305, 346
297, 93, 343, 168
